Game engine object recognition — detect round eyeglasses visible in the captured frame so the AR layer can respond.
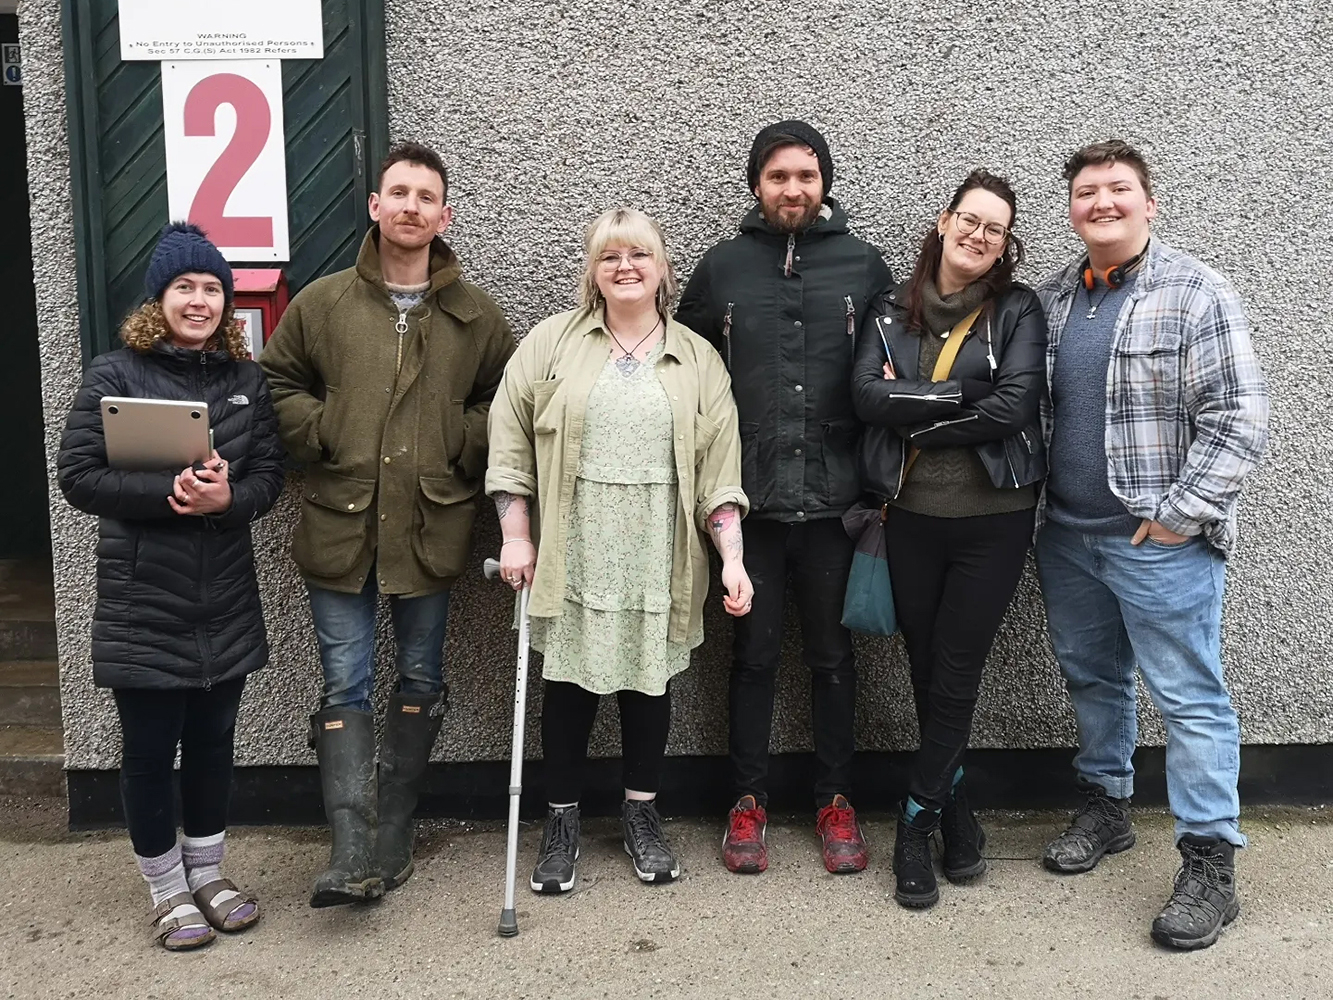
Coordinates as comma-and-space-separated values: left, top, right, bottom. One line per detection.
596, 249, 655, 270
949, 211, 1010, 245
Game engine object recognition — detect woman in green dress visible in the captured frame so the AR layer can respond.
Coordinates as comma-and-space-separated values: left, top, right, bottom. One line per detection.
486, 207, 752, 892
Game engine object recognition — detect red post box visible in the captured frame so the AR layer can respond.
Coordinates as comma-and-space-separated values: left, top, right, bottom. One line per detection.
232, 269, 290, 359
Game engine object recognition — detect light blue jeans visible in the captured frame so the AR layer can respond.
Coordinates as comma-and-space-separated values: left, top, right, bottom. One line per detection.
306, 575, 450, 712
1035, 520, 1245, 847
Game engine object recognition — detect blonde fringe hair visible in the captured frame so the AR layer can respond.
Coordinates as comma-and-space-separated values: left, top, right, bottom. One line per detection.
120, 300, 249, 360
578, 208, 679, 315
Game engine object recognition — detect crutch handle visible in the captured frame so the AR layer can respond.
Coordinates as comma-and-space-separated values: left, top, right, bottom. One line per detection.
483, 558, 502, 580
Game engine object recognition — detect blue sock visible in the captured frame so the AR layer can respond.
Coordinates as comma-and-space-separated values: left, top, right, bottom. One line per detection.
951, 766, 964, 790
904, 795, 928, 821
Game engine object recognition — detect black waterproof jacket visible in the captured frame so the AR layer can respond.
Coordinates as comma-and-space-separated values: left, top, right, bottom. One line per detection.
676, 199, 894, 521
57, 342, 285, 689
852, 283, 1048, 502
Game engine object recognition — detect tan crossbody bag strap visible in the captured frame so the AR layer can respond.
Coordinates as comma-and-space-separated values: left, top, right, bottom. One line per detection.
902, 305, 985, 479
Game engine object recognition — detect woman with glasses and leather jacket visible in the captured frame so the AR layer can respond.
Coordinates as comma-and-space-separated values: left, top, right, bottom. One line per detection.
851, 169, 1047, 910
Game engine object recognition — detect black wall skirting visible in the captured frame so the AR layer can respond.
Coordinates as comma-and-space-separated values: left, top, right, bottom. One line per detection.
67, 744, 1333, 830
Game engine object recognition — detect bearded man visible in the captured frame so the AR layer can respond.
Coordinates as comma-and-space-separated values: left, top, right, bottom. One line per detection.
676, 120, 894, 876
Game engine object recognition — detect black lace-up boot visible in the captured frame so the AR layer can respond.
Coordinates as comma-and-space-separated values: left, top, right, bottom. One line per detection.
1043, 782, 1135, 874
893, 803, 939, 908
621, 799, 680, 883
940, 778, 987, 883
530, 805, 581, 894
1150, 836, 1240, 950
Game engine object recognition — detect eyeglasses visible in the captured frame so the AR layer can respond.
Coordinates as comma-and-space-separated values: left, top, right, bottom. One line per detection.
950, 211, 1010, 245
596, 249, 655, 270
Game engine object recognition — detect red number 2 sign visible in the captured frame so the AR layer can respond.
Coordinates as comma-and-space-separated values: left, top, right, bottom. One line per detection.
162, 61, 290, 261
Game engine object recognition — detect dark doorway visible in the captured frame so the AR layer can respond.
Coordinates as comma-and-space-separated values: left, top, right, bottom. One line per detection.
0, 12, 50, 559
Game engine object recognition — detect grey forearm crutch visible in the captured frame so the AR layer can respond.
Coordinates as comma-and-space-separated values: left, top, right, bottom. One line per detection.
483, 556, 531, 938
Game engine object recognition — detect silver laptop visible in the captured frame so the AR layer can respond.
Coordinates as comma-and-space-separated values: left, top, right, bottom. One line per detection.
100, 397, 212, 471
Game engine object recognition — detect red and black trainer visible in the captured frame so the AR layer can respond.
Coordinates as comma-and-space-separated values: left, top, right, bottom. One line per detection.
723, 795, 768, 874
816, 794, 868, 873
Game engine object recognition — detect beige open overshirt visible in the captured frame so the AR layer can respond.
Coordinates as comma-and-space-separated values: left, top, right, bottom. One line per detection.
485, 307, 748, 644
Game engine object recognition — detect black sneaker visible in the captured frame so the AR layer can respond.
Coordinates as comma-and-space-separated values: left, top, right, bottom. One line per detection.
621, 799, 680, 883
1150, 836, 1240, 950
1043, 783, 1135, 873
530, 805, 580, 894
892, 805, 939, 909
940, 779, 987, 884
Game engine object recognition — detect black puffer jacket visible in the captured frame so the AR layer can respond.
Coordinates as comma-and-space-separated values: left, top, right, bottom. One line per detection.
57, 342, 285, 689
675, 199, 895, 521
852, 283, 1048, 502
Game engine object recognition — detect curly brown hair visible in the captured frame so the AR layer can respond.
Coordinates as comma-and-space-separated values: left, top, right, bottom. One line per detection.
119, 300, 249, 360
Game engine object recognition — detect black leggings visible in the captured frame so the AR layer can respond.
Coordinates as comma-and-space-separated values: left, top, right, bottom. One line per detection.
112, 678, 246, 858
885, 506, 1034, 812
541, 680, 671, 804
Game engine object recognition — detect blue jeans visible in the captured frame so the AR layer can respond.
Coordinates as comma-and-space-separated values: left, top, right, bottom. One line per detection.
1035, 520, 1244, 847
306, 575, 450, 712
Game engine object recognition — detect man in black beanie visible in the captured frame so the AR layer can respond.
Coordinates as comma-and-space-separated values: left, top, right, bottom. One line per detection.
676, 119, 893, 877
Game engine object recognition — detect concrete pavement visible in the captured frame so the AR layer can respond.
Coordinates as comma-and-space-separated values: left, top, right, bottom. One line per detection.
2, 795, 1329, 1000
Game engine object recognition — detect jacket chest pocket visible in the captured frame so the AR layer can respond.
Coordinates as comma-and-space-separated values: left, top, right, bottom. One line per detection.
1116, 327, 1183, 409
532, 378, 563, 435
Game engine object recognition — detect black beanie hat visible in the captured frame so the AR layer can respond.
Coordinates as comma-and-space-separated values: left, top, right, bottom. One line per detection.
143, 222, 234, 304
746, 120, 834, 196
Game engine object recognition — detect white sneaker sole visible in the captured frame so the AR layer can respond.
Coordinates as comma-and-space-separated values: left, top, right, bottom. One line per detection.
624, 842, 680, 883
530, 848, 579, 894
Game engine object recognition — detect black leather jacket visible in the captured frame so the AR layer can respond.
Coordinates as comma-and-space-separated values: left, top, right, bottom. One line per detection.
851, 283, 1048, 503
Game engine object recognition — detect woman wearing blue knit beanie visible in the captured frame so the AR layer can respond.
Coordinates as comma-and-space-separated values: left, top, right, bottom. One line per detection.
56, 222, 286, 950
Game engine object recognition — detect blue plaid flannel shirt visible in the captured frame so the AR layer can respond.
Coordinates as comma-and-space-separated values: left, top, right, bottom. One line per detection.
1035, 239, 1269, 555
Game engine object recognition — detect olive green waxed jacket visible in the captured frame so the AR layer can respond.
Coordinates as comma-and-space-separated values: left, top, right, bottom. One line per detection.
485, 307, 748, 644
260, 229, 515, 595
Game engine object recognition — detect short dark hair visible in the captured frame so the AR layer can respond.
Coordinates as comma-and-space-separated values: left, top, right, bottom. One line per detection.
755, 134, 813, 177
377, 142, 449, 201
1063, 140, 1153, 199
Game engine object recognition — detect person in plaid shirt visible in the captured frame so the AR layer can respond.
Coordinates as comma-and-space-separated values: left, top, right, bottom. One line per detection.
1033, 140, 1269, 951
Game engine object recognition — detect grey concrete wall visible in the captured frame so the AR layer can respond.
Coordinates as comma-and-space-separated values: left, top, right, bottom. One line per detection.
23, 0, 1333, 770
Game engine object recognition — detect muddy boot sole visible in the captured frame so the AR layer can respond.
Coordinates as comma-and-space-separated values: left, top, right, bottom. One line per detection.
1151, 898, 1240, 950
309, 877, 385, 908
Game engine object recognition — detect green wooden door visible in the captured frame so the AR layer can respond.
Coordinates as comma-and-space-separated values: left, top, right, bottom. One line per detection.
63, 0, 388, 363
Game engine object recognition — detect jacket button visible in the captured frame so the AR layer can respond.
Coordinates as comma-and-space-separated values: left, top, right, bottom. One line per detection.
796, 511, 805, 518
795, 384, 803, 392
310, 493, 318, 500
347, 503, 356, 510
794, 448, 802, 455
794, 320, 803, 328
380, 514, 388, 521
383, 456, 391, 464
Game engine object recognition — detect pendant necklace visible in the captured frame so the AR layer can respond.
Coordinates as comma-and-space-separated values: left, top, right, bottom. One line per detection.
1085, 284, 1112, 320
608, 318, 661, 376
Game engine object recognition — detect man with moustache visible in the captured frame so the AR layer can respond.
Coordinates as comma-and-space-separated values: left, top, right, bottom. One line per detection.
262, 142, 514, 907
676, 120, 894, 876
1034, 140, 1268, 950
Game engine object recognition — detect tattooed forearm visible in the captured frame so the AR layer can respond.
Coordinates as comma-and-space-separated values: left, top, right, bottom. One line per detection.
494, 491, 529, 519
708, 502, 744, 562
708, 504, 738, 534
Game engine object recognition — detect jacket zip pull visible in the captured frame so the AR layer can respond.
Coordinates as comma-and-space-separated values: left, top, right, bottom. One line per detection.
783, 235, 795, 277
844, 296, 855, 337
722, 302, 734, 369
1020, 430, 1033, 453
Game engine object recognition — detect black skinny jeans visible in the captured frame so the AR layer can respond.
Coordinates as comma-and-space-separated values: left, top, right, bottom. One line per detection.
541, 680, 672, 804
112, 678, 246, 859
885, 505, 1035, 812
729, 517, 856, 809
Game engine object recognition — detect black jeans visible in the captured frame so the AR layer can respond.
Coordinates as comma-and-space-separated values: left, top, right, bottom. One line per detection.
541, 680, 672, 804
885, 505, 1034, 812
729, 517, 856, 809
112, 678, 247, 858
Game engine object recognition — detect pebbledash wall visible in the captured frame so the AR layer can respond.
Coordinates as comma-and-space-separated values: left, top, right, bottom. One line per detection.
20, 0, 1333, 817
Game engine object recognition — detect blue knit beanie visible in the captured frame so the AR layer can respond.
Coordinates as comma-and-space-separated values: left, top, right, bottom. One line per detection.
143, 222, 234, 304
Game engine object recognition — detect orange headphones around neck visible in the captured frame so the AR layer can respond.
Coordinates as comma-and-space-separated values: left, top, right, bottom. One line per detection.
1082, 245, 1149, 290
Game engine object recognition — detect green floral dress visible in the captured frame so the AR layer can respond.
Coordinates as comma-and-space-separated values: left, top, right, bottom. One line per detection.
530, 341, 700, 695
